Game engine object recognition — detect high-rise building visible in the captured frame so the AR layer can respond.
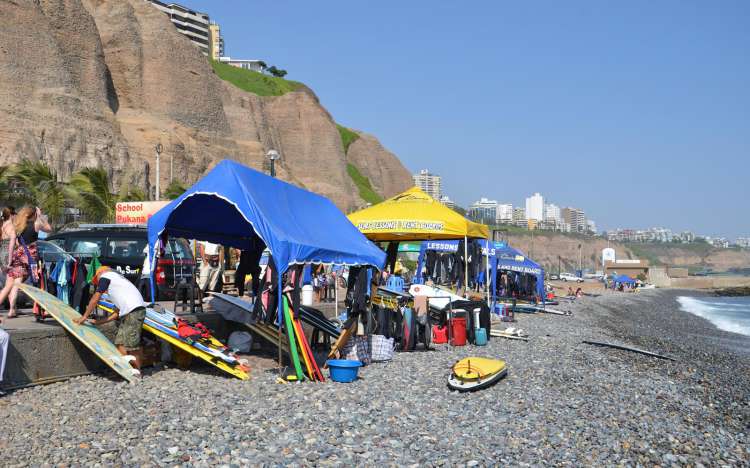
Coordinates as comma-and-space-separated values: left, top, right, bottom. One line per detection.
208, 22, 224, 60
146, 1, 211, 55
543, 203, 561, 224
439, 195, 456, 209
512, 207, 527, 227
413, 169, 441, 199
562, 207, 587, 233
586, 220, 597, 234
497, 204, 513, 224
468, 198, 498, 224
525, 193, 544, 221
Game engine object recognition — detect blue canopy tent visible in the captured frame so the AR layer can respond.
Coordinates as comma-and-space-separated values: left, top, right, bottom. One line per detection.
487, 243, 545, 302
146, 160, 385, 321
613, 274, 636, 285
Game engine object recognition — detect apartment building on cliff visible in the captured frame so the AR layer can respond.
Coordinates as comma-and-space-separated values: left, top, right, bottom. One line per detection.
146, 1, 216, 57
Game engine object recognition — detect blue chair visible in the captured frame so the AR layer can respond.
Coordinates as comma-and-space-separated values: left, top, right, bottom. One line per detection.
385, 275, 405, 293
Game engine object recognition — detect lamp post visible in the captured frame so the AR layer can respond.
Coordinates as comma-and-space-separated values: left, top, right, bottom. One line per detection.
155, 143, 163, 201
266, 149, 280, 177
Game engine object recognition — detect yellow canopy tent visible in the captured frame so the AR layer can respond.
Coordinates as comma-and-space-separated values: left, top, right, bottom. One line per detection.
348, 187, 489, 241
348, 187, 489, 296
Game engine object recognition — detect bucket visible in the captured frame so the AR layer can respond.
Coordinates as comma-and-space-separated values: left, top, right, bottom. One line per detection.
326, 359, 362, 383
474, 328, 488, 346
301, 284, 314, 306
450, 317, 467, 346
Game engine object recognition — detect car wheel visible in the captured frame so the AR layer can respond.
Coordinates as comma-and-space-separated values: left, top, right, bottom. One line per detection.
562, 278, 567, 282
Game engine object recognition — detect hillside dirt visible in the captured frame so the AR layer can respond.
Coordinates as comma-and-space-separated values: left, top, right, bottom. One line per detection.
0, 0, 413, 210
503, 232, 750, 273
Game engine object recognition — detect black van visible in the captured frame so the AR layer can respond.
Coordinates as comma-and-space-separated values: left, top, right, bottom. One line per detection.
46, 225, 195, 301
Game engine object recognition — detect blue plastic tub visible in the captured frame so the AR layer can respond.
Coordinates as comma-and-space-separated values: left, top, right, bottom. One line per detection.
326, 359, 362, 383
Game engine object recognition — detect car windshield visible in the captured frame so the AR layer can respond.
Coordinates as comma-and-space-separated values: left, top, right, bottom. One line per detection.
106, 239, 148, 261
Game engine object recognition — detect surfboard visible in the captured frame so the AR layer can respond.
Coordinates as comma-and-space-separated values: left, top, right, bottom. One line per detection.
18, 284, 140, 384
141, 307, 250, 380
282, 297, 304, 381
447, 357, 508, 392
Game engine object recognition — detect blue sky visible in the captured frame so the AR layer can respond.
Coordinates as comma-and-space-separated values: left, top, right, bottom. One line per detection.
186, 1, 749, 238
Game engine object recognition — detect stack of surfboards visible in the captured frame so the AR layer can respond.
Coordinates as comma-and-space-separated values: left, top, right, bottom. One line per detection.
96, 298, 250, 380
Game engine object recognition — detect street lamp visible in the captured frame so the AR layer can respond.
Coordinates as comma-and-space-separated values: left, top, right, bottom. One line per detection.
155, 143, 163, 201
266, 149, 280, 177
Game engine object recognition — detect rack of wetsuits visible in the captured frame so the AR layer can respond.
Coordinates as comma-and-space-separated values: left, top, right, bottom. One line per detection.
38, 252, 98, 319
419, 239, 483, 290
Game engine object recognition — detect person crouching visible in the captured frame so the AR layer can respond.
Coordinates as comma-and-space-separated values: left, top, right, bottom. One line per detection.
74, 267, 146, 369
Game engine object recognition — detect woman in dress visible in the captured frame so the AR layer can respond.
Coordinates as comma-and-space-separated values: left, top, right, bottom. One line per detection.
0, 206, 52, 318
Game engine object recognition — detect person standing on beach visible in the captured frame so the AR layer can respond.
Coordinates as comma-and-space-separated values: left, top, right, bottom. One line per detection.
198, 241, 223, 293
0, 206, 52, 318
74, 267, 147, 369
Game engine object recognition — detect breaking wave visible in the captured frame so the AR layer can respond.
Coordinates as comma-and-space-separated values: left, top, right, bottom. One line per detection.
677, 296, 750, 337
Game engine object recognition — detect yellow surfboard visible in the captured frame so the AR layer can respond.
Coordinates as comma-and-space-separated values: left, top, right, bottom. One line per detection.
18, 284, 140, 384
142, 322, 250, 380
448, 357, 507, 392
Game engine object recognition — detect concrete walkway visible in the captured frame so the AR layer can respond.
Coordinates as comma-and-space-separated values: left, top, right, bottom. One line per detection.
1, 299, 343, 390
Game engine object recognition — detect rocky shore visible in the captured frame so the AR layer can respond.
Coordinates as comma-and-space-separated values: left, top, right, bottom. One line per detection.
1, 289, 748, 466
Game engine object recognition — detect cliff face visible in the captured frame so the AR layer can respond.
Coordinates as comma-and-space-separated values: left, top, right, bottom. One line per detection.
0, 0, 412, 211
347, 132, 414, 200
504, 232, 750, 273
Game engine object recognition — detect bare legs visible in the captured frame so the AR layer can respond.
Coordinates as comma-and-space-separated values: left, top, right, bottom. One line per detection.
0, 275, 22, 317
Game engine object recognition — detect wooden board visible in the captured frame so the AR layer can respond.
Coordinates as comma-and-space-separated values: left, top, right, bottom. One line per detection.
18, 284, 140, 384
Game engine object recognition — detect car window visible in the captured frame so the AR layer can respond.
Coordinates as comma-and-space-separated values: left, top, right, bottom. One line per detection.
106, 239, 147, 261
69, 239, 104, 256
164, 239, 193, 260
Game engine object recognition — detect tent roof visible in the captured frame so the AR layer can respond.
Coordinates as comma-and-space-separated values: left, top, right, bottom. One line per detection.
147, 160, 385, 273
347, 187, 489, 241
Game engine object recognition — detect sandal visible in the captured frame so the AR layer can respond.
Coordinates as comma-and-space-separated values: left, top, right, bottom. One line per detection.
6, 312, 17, 319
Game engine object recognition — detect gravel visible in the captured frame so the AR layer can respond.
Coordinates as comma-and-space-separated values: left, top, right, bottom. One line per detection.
1, 289, 748, 466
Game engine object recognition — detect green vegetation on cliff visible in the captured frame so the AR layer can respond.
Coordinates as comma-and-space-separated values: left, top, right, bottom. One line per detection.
210, 60, 302, 96
337, 125, 359, 153
347, 163, 382, 205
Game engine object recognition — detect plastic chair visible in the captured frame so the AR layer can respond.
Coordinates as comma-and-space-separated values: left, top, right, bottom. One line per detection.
385, 275, 405, 293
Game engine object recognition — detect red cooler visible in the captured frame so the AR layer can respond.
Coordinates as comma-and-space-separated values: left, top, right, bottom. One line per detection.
449, 317, 467, 346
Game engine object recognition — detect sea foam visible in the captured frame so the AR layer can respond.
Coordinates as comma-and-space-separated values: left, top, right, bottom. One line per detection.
677, 296, 750, 337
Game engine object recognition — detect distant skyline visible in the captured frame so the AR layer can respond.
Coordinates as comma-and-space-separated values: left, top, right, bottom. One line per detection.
184, 1, 749, 238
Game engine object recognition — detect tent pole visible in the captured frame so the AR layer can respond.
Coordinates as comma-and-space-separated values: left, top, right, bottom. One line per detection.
277, 269, 283, 374
464, 236, 469, 298
485, 238, 490, 306
334, 269, 338, 318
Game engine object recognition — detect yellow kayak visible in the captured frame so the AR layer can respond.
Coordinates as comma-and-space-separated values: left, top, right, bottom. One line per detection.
448, 357, 507, 392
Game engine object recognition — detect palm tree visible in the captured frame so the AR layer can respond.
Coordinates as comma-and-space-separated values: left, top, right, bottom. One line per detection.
9, 159, 72, 225
69, 167, 117, 223
163, 180, 187, 200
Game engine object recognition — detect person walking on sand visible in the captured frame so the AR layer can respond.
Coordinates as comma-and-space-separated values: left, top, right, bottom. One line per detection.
74, 267, 146, 369
0, 206, 52, 318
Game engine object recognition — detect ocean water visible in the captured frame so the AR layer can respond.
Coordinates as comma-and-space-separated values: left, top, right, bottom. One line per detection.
677, 296, 750, 337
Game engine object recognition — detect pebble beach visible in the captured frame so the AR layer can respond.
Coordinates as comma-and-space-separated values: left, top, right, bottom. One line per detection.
1, 289, 748, 466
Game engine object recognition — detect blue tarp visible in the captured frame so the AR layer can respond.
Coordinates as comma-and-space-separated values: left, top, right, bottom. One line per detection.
147, 160, 385, 283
